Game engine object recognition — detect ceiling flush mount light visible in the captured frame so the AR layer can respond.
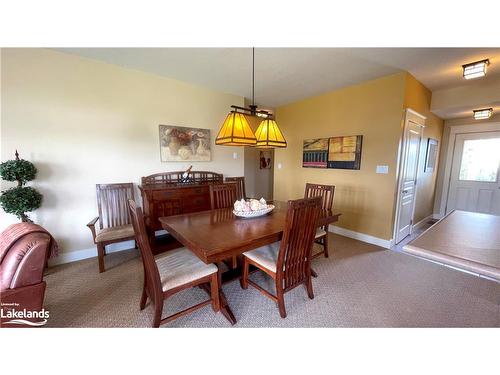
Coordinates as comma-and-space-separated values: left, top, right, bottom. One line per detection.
473, 108, 493, 120
215, 48, 287, 148
462, 59, 489, 80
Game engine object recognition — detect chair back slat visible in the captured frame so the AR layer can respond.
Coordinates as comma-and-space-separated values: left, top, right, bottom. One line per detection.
277, 197, 321, 291
209, 183, 238, 209
127, 200, 163, 306
304, 183, 335, 211
96, 183, 134, 229
225, 177, 246, 200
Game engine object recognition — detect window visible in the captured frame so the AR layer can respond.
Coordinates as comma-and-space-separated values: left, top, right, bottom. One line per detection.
459, 138, 500, 182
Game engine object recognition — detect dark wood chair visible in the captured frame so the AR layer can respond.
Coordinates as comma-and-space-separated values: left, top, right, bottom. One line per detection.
87, 183, 136, 273
240, 197, 321, 318
127, 200, 220, 328
225, 176, 246, 200
209, 182, 238, 209
209, 182, 239, 269
304, 183, 335, 258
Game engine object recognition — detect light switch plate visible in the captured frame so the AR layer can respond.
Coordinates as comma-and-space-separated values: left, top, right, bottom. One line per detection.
277, 163, 282, 169
232, 152, 238, 160
376, 165, 389, 174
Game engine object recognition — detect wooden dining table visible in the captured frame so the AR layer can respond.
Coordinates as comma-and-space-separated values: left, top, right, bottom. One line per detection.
159, 200, 341, 325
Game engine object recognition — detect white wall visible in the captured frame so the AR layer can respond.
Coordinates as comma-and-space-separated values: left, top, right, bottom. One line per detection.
0, 48, 245, 262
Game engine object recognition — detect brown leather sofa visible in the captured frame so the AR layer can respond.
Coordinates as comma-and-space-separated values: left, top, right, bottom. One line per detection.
0, 225, 52, 327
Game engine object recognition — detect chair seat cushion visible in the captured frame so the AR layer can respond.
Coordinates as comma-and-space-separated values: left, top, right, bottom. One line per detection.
243, 242, 281, 273
95, 224, 135, 243
155, 248, 218, 292
315, 228, 327, 239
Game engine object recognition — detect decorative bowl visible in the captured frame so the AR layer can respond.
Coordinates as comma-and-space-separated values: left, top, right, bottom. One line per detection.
233, 204, 275, 219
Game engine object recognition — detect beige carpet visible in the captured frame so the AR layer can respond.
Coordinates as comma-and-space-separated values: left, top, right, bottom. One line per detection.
43, 234, 500, 327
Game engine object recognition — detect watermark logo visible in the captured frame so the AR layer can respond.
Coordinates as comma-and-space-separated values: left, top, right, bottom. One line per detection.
1, 303, 49, 327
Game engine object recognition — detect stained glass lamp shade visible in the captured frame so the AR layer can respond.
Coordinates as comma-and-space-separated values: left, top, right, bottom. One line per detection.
215, 112, 257, 146
254, 119, 287, 148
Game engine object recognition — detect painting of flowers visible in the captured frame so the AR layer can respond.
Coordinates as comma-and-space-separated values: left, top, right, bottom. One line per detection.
159, 125, 211, 162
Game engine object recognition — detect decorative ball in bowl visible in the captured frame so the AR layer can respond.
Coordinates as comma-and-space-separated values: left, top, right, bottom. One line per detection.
233, 198, 275, 218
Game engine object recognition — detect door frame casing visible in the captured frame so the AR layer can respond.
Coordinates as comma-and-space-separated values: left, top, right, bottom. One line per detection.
393, 108, 426, 245
436, 121, 500, 218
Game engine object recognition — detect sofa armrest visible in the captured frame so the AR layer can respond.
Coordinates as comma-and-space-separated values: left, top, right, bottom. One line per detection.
86, 216, 99, 243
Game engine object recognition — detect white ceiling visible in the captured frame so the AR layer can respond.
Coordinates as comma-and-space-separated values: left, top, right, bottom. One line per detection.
54, 48, 500, 109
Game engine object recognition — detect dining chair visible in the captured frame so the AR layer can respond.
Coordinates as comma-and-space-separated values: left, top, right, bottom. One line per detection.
304, 183, 335, 258
240, 196, 321, 318
209, 182, 239, 269
87, 183, 136, 273
225, 176, 246, 200
209, 182, 238, 209
127, 200, 220, 328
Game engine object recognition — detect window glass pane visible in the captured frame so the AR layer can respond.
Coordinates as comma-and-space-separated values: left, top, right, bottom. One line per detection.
459, 138, 500, 182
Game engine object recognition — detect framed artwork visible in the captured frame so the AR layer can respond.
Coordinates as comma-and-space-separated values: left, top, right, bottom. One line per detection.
260, 150, 272, 169
303, 135, 363, 170
425, 138, 438, 172
159, 125, 211, 162
303, 138, 329, 168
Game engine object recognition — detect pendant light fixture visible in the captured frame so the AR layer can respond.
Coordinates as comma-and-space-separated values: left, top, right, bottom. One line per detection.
254, 118, 287, 148
215, 110, 257, 146
215, 48, 287, 148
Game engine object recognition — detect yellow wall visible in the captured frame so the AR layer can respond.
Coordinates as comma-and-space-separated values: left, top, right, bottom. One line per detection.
0, 48, 245, 260
274, 72, 443, 241
403, 74, 444, 224
274, 73, 407, 240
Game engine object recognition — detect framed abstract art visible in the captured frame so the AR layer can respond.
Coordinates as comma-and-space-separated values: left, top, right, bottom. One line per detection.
303, 135, 363, 170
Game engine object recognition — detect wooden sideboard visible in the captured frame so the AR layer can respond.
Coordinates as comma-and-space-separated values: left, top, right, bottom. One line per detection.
139, 171, 223, 238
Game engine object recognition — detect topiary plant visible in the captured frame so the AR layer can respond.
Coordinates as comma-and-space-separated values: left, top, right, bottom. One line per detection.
0, 150, 43, 222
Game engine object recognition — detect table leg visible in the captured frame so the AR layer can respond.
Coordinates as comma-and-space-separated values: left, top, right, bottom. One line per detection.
199, 282, 236, 325
217, 262, 237, 325
218, 290, 236, 325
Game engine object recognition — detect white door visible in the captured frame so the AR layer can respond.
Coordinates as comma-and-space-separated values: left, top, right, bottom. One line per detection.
447, 132, 500, 215
395, 110, 425, 244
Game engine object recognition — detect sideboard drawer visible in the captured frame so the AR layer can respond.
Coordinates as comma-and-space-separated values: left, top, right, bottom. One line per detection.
183, 196, 210, 212
152, 190, 181, 200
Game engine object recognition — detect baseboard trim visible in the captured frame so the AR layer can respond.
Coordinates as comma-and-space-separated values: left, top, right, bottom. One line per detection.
48, 240, 135, 267
413, 214, 434, 230
432, 213, 443, 220
328, 224, 393, 249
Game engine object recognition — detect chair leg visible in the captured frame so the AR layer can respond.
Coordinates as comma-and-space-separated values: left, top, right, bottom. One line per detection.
306, 277, 314, 300
97, 243, 105, 273
153, 302, 163, 328
240, 257, 249, 289
140, 287, 147, 310
277, 286, 287, 318
323, 230, 329, 258
210, 273, 220, 312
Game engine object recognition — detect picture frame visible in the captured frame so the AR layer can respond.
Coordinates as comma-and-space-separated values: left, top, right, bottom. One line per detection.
159, 125, 211, 162
425, 138, 438, 172
303, 135, 363, 170
259, 151, 272, 169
